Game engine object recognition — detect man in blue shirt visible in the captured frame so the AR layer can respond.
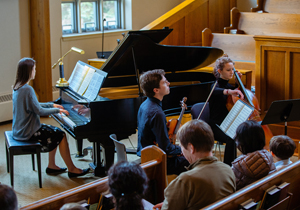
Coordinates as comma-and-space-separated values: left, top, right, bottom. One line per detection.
137, 69, 189, 175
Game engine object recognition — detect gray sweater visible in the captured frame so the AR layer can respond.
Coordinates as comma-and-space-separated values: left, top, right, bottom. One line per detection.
12, 84, 60, 140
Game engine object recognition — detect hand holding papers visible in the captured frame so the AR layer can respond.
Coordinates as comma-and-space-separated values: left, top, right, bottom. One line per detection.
68, 61, 107, 101
219, 100, 254, 139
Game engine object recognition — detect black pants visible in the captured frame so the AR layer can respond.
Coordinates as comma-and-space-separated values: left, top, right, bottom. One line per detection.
167, 155, 189, 175
209, 123, 237, 166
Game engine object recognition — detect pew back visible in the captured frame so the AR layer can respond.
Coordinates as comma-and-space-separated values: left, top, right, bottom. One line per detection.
252, 0, 300, 14
20, 145, 167, 210
203, 160, 300, 210
225, 8, 300, 35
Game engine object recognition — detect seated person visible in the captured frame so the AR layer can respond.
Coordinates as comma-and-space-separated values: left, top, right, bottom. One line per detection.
108, 161, 150, 210
154, 120, 236, 210
232, 120, 275, 190
209, 55, 244, 166
0, 184, 18, 210
269, 135, 296, 170
12, 58, 89, 178
137, 69, 189, 175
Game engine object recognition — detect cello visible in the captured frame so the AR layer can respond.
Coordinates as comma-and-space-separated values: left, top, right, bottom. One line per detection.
226, 68, 273, 149
167, 97, 187, 144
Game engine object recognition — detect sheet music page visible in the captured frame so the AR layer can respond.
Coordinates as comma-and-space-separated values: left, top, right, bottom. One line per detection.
77, 67, 95, 95
221, 100, 254, 139
83, 72, 104, 101
68, 63, 89, 92
142, 199, 154, 210
220, 100, 244, 133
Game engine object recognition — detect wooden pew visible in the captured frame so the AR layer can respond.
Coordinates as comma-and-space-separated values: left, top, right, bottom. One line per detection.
20, 145, 167, 210
225, 7, 300, 35
252, 0, 300, 14
203, 160, 300, 210
202, 28, 255, 86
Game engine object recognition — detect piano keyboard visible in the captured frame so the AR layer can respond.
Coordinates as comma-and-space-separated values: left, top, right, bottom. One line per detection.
54, 113, 76, 130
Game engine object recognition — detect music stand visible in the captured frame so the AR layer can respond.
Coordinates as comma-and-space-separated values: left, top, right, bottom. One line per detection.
261, 99, 300, 135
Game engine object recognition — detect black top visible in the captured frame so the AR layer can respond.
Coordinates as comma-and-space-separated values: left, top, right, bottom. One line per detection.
209, 78, 236, 125
137, 97, 181, 157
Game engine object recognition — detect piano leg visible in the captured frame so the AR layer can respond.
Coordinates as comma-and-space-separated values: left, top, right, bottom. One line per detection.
89, 137, 115, 177
75, 139, 84, 158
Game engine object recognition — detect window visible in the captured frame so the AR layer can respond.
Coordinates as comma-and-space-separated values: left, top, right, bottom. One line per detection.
61, 0, 122, 34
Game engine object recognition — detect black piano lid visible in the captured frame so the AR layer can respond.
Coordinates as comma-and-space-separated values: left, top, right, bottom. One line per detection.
100, 28, 223, 84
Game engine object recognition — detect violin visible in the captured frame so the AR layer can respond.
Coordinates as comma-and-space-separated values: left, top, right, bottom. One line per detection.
167, 97, 187, 144
226, 68, 273, 149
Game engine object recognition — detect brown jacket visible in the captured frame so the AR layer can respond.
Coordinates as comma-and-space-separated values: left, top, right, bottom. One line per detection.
232, 149, 275, 190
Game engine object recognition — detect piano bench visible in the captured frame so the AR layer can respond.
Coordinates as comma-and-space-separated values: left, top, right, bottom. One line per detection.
4, 131, 42, 188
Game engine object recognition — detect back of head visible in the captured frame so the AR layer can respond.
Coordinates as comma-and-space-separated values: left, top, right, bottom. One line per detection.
108, 161, 148, 210
13, 57, 36, 90
213, 54, 234, 79
60, 203, 86, 210
177, 119, 214, 152
270, 135, 296, 160
0, 184, 18, 210
234, 120, 265, 154
139, 69, 165, 97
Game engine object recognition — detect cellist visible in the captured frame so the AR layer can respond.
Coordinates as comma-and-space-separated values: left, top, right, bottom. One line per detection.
209, 55, 244, 166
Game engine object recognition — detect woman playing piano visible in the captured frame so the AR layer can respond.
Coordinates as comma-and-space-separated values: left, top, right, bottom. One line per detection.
12, 57, 90, 178
209, 54, 244, 166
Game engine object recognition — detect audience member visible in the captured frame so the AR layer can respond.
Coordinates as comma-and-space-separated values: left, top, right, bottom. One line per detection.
154, 120, 236, 210
0, 184, 18, 210
108, 161, 149, 210
232, 120, 275, 190
60, 203, 87, 210
269, 135, 296, 170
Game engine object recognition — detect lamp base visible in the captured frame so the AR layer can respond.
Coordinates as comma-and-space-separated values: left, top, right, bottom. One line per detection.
56, 78, 69, 87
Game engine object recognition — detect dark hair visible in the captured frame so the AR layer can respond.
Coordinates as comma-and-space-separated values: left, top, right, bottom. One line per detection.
139, 69, 165, 97
0, 184, 18, 210
177, 119, 214, 152
108, 161, 148, 210
269, 135, 296, 160
234, 120, 265, 154
213, 55, 234, 79
13, 57, 36, 90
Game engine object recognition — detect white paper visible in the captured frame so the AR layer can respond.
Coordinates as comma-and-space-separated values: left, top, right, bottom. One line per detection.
83, 72, 105, 101
68, 63, 89, 92
220, 100, 254, 139
77, 67, 95, 95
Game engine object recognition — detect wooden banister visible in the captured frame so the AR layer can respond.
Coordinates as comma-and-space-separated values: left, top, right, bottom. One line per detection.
142, 0, 208, 30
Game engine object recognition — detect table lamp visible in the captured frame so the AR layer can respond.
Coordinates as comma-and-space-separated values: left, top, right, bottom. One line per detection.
52, 47, 85, 87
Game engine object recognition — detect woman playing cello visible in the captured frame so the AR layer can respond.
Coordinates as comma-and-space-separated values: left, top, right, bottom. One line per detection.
209, 55, 244, 166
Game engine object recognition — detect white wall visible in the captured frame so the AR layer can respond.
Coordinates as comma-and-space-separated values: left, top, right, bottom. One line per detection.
0, 0, 22, 95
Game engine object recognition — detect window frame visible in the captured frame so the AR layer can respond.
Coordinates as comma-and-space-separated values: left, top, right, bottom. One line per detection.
61, 0, 123, 35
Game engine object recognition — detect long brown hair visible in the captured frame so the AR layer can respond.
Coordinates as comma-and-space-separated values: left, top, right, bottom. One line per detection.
13, 58, 35, 90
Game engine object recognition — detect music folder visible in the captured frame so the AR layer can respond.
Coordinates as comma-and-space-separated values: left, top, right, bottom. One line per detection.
218, 100, 254, 139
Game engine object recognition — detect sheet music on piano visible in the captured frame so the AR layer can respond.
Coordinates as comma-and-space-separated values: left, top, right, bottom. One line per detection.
68, 60, 107, 101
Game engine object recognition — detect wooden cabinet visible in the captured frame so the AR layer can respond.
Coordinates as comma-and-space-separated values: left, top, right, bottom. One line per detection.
254, 35, 300, 139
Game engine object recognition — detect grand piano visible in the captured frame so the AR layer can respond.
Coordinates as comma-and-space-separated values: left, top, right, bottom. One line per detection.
52, 28, 223, 176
